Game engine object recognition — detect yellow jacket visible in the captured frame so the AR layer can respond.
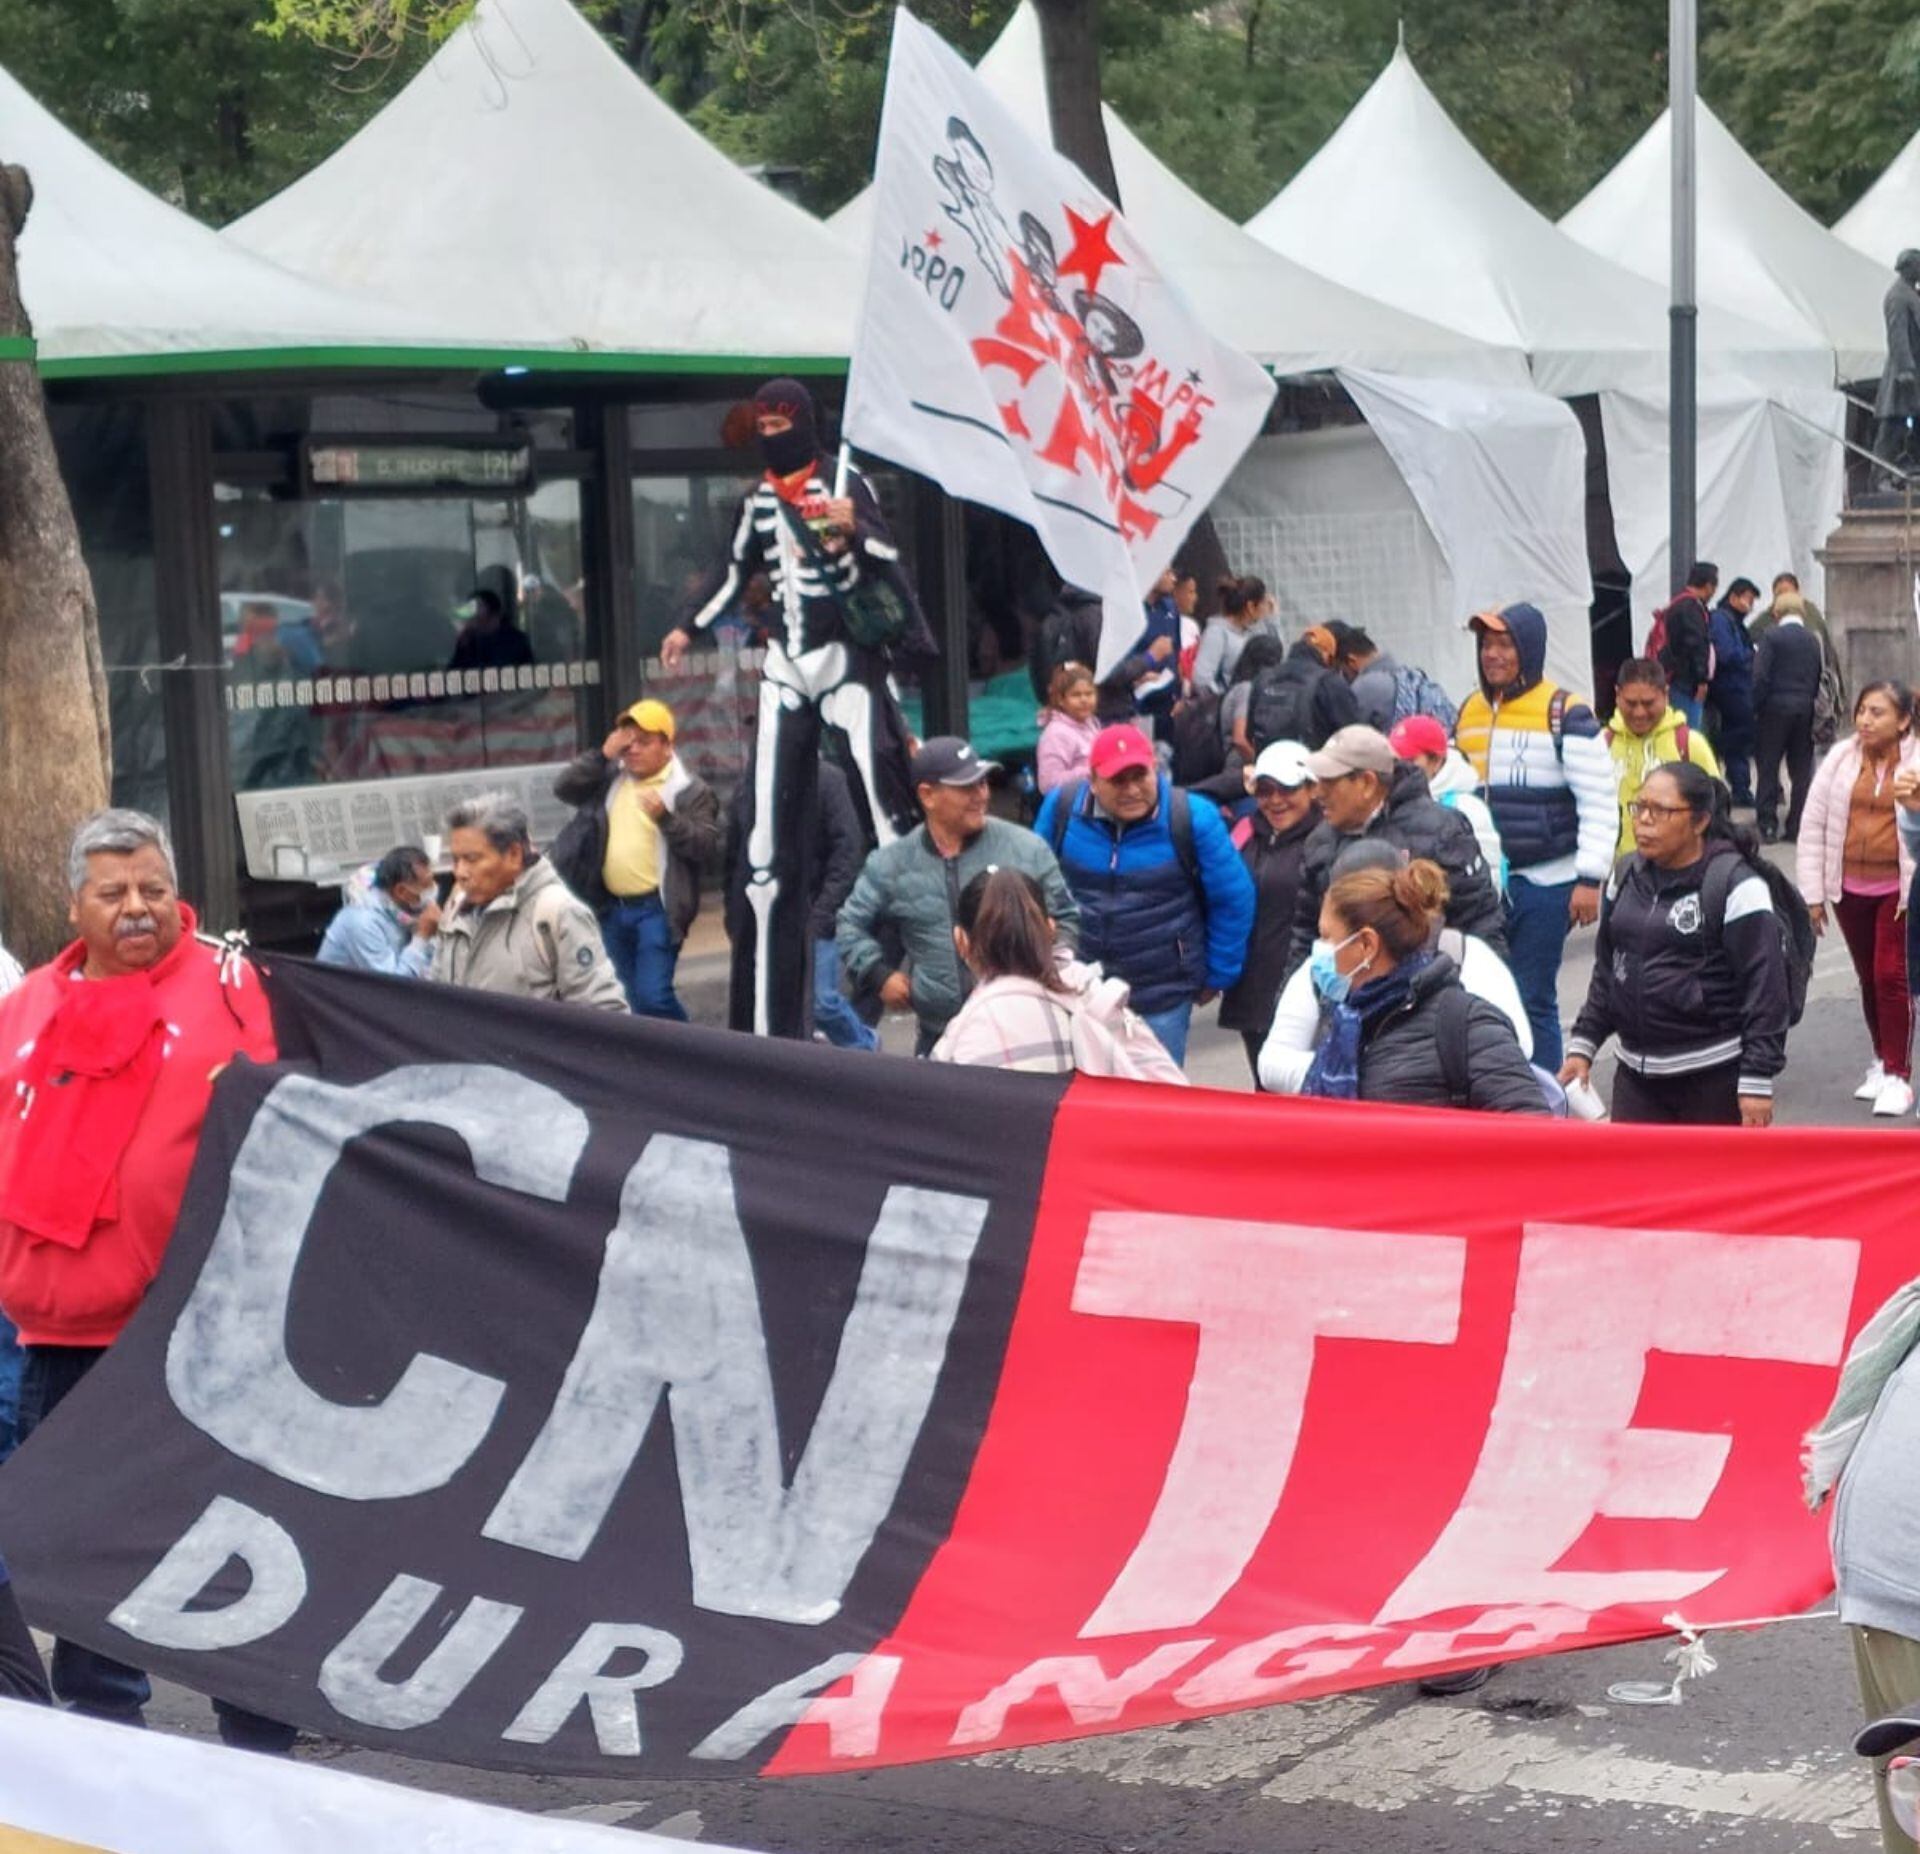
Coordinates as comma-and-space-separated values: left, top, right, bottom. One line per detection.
1606, 706, 1721, 854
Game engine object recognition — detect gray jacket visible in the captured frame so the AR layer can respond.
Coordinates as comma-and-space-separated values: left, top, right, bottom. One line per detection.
430, 854, 628, 1011
1835, 1345, 1920, 1640
836, 817, 1080, 1038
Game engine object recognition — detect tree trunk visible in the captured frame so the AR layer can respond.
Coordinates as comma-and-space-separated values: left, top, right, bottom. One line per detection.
1031, 0, 1122, 203
0, 166, 112, 964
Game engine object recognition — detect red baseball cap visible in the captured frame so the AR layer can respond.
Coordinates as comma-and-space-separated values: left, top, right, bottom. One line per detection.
1389, 714, 1450, 761
1089, 724, 1157, 779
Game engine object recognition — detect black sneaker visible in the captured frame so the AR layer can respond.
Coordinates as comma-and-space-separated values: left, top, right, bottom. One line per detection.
1419, 1663, 1497, 1696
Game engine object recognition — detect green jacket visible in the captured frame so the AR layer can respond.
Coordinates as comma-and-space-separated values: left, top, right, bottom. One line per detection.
836, 817, 1081, 1037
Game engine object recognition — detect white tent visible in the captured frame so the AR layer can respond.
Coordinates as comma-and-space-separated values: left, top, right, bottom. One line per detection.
1560, 102, 1885, 384
1244, 47, 1832, 398
829, 6, 1529, 385
226, 0, 858, 363
1835, 129, 1920, 271
0, 62, 449, 369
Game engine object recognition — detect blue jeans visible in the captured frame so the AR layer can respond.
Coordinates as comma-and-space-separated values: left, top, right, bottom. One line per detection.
602, 894, 687, 1021
1673, 692, 1705, 729
1506, 874, 1574, 1073
18, 1345, 294, 1749
813, 939, 878, 1051
1140, 1000, 1193, 1068
0, 1308, 23, 1464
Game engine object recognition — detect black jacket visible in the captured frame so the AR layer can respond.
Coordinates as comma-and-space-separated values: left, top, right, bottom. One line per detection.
1218, 810, 1316, 1033
549, 751, 723, 943
1033, 590, 1160, 723
1248, 642, 1361, 753
1566, 841, 1789, 1095
1752, 620, 1825, 714
1659, 594, 1713, 694
1355, 956, 1548, 1113
1286, 762, 1508, 975
725, 762, 867, 943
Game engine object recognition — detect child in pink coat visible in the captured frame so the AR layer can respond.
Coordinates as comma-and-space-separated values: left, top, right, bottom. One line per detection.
1034, 661, 1101, 795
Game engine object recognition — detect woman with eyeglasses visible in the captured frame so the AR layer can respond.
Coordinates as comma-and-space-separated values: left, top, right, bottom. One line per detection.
1561, 762, 1789, 1126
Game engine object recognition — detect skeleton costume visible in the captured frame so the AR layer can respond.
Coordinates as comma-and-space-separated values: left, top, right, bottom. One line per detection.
687, 379, 926, 1039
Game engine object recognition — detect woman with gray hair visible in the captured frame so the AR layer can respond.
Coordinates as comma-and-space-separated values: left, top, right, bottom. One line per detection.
431, 792, 627, 1011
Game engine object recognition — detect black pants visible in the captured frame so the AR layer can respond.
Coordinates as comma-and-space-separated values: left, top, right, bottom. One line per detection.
19, 1345, 297, 1752
1754, 704, 1815, 838
1241, 1031, 1268, 1089
1611, 1060, 1742, 1126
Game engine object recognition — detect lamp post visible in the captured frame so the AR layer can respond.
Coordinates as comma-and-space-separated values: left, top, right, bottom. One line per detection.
1670, 0, 1697, 591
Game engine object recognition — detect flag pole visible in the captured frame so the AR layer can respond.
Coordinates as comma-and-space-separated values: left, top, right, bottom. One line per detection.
1669, 0, 1698, 591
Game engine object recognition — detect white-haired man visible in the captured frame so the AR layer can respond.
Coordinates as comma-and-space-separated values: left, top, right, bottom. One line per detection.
0, 808, 288, 1744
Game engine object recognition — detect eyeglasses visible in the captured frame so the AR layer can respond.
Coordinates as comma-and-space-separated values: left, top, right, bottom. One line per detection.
1625, 799, 1693, 821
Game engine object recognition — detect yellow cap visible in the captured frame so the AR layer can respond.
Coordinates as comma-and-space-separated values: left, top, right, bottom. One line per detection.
620, 697, 676, 741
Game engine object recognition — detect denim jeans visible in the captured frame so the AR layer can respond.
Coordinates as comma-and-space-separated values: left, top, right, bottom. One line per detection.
1673, 692, 1705, 730
812, 940, 878, 1051
0, 1307, 23, 1464
601, 894, 687, 1021
1505, 874, 1574, 1073
1139, 1000, 1193, 1068
19, 1345, 296, 1751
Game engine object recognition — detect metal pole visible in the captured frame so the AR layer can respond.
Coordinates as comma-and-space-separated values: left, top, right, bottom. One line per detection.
1669, 0, 1698, 592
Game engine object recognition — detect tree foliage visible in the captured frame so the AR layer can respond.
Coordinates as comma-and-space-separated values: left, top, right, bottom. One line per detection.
1, 0, 1916, 235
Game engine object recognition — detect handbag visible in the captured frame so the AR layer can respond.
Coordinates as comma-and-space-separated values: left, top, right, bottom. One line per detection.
775, 495, 913, 651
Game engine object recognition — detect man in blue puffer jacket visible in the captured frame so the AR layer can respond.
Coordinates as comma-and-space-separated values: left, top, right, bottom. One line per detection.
1035, 723, 1255, 1066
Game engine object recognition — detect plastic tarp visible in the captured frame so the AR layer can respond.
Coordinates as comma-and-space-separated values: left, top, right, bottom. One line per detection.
1835, 129, 1920, 270
1209, 405, 1589, 700
225, 0, 858, 363
1338, 368, 1593, 691
1243, 49, 1833, 398
1600, 383, 1847, 637
0, 62, 450, 370
829, 5, 1529, 384
1560, 102, 1885, 385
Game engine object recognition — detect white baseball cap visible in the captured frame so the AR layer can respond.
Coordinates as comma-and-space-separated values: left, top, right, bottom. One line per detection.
1250, 740, 1314, 788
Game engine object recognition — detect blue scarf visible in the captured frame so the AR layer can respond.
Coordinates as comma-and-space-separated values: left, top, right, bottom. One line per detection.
1303, 953, 1432, 1101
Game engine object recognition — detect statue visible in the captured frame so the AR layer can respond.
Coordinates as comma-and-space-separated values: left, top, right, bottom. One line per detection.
1872, 250, 1920, 491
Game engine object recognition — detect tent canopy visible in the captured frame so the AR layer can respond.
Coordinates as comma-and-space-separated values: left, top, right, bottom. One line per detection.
1834, 129, 1920, 275
226, 0, 858, 366
1, 61, 449, 373
830, 5, 1529, 384
1560, 101, 1886, 384
1244, 47, 1832, 397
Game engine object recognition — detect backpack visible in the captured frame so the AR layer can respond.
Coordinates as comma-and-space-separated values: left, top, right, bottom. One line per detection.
1048, 780, 1198, 888
1644, 601, 1673, 665
1390, 664, 1460, 730
1247, 658, 1318, 753
1032, 599, 1093, 703
1700, 850, 1816, 1027
1169, 690, 1225, 786
1431, 944, 1567, 1115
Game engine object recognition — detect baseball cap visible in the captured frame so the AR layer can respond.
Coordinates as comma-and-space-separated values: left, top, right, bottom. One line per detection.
1468, 609, 1511, 636
911, 736, 999, 788
1088, 724, 1157, 779
1250, 740, 1313, 788
1389, 715, 1450, 761
1301, 625, 1338, 665
620, 697, 676, 740
1305, 725, 1396, 781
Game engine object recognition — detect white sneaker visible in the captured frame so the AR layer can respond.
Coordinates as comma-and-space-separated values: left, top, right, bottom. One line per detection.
1857, 1061, 1889, 1102
1874, 1076, 1915, 1117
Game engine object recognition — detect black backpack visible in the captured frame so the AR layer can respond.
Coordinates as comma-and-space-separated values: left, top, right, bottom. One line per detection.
1247, 658, 1318, 753
1700, 851, 1816, 1026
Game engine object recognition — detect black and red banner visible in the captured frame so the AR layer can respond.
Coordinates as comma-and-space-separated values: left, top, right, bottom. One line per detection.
0, 956, 1903, 1778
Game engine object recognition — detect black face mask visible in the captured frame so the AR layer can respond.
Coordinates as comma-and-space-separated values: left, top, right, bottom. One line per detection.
758, 424, 817, 477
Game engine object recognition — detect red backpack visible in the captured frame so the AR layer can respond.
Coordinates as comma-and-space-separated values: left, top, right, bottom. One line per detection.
1644, 601, 1673, 663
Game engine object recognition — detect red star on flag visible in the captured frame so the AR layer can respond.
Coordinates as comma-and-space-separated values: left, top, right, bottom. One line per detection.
926, 229, 944, 250
1058, 207, 1124, 295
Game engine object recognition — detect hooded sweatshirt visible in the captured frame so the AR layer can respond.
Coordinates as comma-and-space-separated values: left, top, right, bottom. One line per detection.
1425, 748, 1506, 894
1605, 706, 1722, 855
1453, 602, 1616, 886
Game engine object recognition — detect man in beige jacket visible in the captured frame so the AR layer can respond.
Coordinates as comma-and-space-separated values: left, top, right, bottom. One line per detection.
430, 792, 628, 1011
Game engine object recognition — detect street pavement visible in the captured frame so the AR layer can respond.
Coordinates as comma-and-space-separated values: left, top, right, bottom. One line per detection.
139, 846, 1916, 1850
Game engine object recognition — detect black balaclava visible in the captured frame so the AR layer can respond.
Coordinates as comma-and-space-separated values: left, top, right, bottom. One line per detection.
754, 377, 820, 477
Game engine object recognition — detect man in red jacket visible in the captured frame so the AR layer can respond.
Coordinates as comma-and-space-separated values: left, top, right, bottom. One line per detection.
0, 809, 290, 1747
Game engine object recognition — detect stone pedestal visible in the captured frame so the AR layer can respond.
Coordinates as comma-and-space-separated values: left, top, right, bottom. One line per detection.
1818, 502, 1920, 691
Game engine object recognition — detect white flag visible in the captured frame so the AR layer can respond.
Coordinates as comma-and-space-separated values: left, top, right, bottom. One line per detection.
844, 9, 1277, 676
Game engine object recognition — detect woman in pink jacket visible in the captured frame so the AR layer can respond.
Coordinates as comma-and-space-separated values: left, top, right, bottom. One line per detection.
931, 868, 1186, 1081
1034, 661, 1101, 795
1796, 680, 1920, 1116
